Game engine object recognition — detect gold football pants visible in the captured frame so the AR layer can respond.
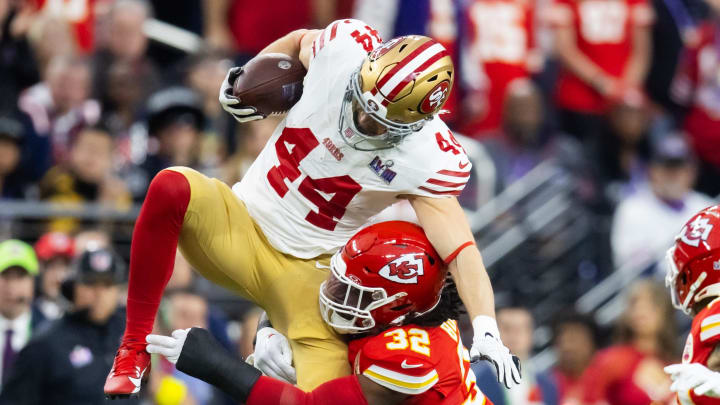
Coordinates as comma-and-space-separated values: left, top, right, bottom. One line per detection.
167, 167, 350, 390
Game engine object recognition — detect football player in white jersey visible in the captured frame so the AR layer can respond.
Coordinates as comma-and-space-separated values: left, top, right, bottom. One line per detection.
105, 19, 520, 398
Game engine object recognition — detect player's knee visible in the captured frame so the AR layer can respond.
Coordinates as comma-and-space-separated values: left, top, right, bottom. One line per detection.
146, 169, 191, 211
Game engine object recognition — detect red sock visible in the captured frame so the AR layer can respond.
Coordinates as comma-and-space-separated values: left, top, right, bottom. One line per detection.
123, 169, 191, 344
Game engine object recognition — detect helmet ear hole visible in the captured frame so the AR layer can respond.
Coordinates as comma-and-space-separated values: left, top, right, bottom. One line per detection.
428, 75, 438, 82
425, 253, 435, 266
391, 303, 412, 312
681, 272, 688, 285
399, 44, 408, 53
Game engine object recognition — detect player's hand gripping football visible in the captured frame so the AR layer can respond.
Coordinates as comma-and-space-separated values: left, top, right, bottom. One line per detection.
665, 363, 720, 398
250, 327, 297, 384
219, 67, 264, 123
470, 315, 522, 389
146, 328, 190, 364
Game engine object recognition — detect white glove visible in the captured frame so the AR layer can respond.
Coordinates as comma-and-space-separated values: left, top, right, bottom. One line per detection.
219, 67, 264, 123
146, 328, 190, 364
665, 363, 720, 397
470, 315, 522, 389
253, 327, 296, 384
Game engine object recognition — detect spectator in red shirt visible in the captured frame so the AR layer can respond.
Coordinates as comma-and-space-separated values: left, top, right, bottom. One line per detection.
550, 310, 599, 405
580, 280, 677, 405
549, 0, 654, 140
671, 0, 720, 197
460, 0, 541, 138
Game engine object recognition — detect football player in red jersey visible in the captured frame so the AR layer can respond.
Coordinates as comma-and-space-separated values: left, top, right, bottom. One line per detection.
664, 205, 720, 404
145, 221, 500, 405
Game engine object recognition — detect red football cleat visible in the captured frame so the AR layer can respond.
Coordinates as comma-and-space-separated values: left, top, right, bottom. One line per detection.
104, 342, 151, 399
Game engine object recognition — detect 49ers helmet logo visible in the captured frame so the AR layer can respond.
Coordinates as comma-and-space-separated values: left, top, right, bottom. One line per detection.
419, 81, 450, 114
378, 254, 425, 284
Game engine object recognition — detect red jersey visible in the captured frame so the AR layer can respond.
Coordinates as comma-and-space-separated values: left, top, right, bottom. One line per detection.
549, 0, 654, 113
347, 320, 489, 405
228, 0, 312, 55
580, 345, 674, 405
31, 0, 98, 53
673, 22, 720, 167
677, 298, 720, 404
461, 0, 535, 135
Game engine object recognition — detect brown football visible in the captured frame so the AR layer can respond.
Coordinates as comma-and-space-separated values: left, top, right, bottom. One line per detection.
232, 53, 306, 117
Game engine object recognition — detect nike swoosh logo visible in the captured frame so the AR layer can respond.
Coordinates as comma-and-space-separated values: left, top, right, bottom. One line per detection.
458, 161, 470, 169
128, 366, 147, 393
401, 360, 424, 369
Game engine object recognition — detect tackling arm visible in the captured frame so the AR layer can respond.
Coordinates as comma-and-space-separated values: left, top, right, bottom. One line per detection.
155, 328, 406, 405
408, 195, 494, 318
409, 195, 521, 388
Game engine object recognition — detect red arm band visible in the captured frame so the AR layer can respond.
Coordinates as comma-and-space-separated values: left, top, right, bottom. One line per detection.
443, 241, 475, 264
246, 375, 369, 405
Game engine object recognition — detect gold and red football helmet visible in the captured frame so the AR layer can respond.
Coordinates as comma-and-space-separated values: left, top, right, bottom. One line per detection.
340, 35, 454, 150
666, 205, 720, 314
319, 221, 446, 334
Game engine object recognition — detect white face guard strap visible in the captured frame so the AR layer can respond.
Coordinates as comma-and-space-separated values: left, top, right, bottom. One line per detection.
318, 252, 406, 334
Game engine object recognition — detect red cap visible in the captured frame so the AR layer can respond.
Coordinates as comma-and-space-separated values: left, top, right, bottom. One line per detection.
35, 232, 75, 262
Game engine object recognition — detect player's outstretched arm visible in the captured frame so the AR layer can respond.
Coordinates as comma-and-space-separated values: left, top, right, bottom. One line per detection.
409, 195, 522, 389
147, 328, 407, 405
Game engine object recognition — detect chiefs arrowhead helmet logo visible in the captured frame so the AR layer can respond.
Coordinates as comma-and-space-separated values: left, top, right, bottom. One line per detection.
679, 217, 714, 248
378, 254, 425, 284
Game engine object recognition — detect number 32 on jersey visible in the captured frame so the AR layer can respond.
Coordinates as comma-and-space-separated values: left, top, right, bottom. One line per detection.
266, 128, 362, 231
384, 328, 431, 356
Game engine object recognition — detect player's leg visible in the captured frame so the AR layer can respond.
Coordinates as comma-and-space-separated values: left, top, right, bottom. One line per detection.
105, 167, 261, 397
169, 169, 350, 388
172, 167, 262, 302
105, 168, 193, 397
256, 252, 352, 390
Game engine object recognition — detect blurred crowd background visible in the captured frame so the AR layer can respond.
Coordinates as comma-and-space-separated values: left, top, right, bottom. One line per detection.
0, 0, 718, 403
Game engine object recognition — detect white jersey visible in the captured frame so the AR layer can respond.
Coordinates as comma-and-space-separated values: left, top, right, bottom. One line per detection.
233, 19, 472, 258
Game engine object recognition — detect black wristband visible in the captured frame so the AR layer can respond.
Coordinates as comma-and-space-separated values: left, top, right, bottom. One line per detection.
176, 327, 262, 402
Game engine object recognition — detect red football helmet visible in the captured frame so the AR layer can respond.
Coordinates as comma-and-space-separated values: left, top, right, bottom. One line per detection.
666, 205, 720, 314
319, 221, 446, 333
